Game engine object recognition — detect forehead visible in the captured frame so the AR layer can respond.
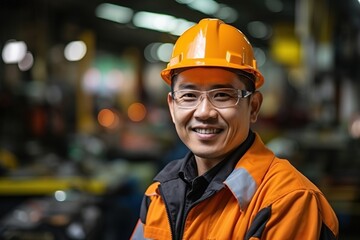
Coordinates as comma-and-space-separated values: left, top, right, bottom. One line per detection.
173, 67, 246, 89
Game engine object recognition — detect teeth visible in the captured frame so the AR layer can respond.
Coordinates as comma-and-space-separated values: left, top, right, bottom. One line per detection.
194, 128, 220, 134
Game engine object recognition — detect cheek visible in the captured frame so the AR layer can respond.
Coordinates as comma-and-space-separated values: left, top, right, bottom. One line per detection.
172, 109, 192, 129
225, 107, 251, 137
173, 111, 194, 145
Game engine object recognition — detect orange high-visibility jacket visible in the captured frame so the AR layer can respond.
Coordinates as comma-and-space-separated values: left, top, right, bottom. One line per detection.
131, 133, 339, 240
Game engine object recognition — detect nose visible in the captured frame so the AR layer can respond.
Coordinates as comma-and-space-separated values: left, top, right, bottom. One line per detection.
193, 95, 218, 120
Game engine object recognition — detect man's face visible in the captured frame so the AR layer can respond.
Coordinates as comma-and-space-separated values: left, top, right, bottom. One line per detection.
168, 67, 262, 162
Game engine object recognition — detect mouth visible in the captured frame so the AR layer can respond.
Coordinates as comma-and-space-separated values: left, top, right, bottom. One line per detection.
193, 128, 222, 134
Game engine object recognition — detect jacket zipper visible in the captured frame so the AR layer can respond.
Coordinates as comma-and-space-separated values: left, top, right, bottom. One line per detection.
178, 190, 218, 239
159, 182, 222, 239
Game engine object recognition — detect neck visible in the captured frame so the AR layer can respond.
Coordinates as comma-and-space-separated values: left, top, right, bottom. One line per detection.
195, 156, 223, 176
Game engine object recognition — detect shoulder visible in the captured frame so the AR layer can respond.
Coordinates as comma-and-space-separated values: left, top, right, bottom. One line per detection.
261, 157, 323, 204
268, 158, 318, 189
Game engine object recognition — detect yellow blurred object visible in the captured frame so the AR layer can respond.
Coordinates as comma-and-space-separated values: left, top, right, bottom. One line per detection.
270, 24, 302, 67
0, 149, 18, 170
161, 18, 264, 89
77, 30, 97, 134
0, 177, 106, 196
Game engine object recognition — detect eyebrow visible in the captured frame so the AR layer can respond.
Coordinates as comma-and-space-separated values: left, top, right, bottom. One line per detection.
176, 83, 235, 90
177, 83, 197, 90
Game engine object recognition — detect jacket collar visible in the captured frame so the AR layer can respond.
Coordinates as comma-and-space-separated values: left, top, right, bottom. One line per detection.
154, 131, 255, 185
153, 132, 275, 212
224, 132, 275, 211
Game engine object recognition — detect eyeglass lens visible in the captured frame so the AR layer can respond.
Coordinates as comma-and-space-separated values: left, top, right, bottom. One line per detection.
173, 88, 251, 109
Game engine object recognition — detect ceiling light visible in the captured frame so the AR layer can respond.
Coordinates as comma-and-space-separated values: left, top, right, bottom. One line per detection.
64, 41, 87, 61
18, 52, 34, 71
133, 12, 195, 35
133, 12, 177, 32
95, 4, 195, 36
170, 19, 195, 36
265, 0, 284, 13
144, 42, 162, 62
144, 42, 174, 62
157, 43, 174, 62
188, 0, 219, 15
176, 0, 238, 23
95, 3, 133, 24
2, 40, 27, 64
214, 4, 238, 23
247, 21, 272, 39
253, 47, 266, 67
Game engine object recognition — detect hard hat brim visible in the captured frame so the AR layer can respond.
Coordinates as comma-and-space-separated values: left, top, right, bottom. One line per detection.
161, 59, 264, 89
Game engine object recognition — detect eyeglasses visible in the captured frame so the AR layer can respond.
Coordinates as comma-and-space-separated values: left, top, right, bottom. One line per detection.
172, 88, 253, 109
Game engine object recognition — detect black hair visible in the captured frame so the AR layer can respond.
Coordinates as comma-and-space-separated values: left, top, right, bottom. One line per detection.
234, 70, 256, 92
170, 68, 256, 93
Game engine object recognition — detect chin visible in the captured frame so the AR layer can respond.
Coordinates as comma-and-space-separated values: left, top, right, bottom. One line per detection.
190, 146, 226, 159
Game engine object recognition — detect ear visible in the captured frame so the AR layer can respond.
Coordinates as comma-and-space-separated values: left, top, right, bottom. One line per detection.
167, 92, 176, 123
250, 91, 263, 123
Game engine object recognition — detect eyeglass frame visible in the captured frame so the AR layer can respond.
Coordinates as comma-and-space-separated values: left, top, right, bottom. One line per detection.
171, 88, 253, 109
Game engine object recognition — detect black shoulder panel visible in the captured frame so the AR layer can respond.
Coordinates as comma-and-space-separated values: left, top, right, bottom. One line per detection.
139, 195, 151, 224
320, 222, 337, 240
245, 205, 272, 239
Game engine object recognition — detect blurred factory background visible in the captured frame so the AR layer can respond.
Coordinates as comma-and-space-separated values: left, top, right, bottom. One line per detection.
0, 0, 359, 239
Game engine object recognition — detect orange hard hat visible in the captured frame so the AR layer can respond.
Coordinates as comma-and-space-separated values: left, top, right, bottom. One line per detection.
161, 18, 264, 89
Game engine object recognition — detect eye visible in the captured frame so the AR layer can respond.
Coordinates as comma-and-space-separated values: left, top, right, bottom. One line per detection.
177, 91, 199, 101
213, 90, 236, 101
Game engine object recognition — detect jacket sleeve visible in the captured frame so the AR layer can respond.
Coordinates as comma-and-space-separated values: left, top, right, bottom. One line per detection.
130, 219, 145, 240
130, 183, 159, 240
246, 189, 339, 240
130, 195, 151, 240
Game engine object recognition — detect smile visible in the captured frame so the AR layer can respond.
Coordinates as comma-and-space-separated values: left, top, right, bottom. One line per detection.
193, 128, 222, 134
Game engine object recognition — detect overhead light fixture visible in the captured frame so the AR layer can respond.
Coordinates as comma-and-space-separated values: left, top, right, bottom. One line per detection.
157, 43, 174, 62
265, 0, 284, 13
253, 47, 267, 67
18, 52, 34, 71
188, 0, 219, 15
175, 0, 238, 23
64, 41, 87, 61
247, 21, 272, 39
2, 40, 27, 64
214, 4, 238, 23
144, 42, 174, 62
133, 12, 195, 36
95, 3, 195, 36
133, 12, 176, 33
170, 18, 195, 36
144, 42, 162, 62
95, 3, 133, 24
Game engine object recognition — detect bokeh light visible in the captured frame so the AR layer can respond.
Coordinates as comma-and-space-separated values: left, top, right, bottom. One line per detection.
18, 52, 34, 71
2, 40, 27, 64
54, 190, 67, 202
64, 41, 87, 61
127, 102, 147, 122
349, 115, 360, 139
98, 108, 120, 129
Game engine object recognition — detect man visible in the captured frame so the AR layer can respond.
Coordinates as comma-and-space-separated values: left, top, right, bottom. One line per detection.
131, 18, 338, 239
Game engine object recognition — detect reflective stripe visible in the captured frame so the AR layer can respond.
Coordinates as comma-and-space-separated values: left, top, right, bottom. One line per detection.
224, 167, 257, 211
131, 221, 146, 240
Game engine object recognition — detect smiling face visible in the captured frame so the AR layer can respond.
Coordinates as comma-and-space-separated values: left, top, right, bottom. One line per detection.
168, 67, 263, 168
